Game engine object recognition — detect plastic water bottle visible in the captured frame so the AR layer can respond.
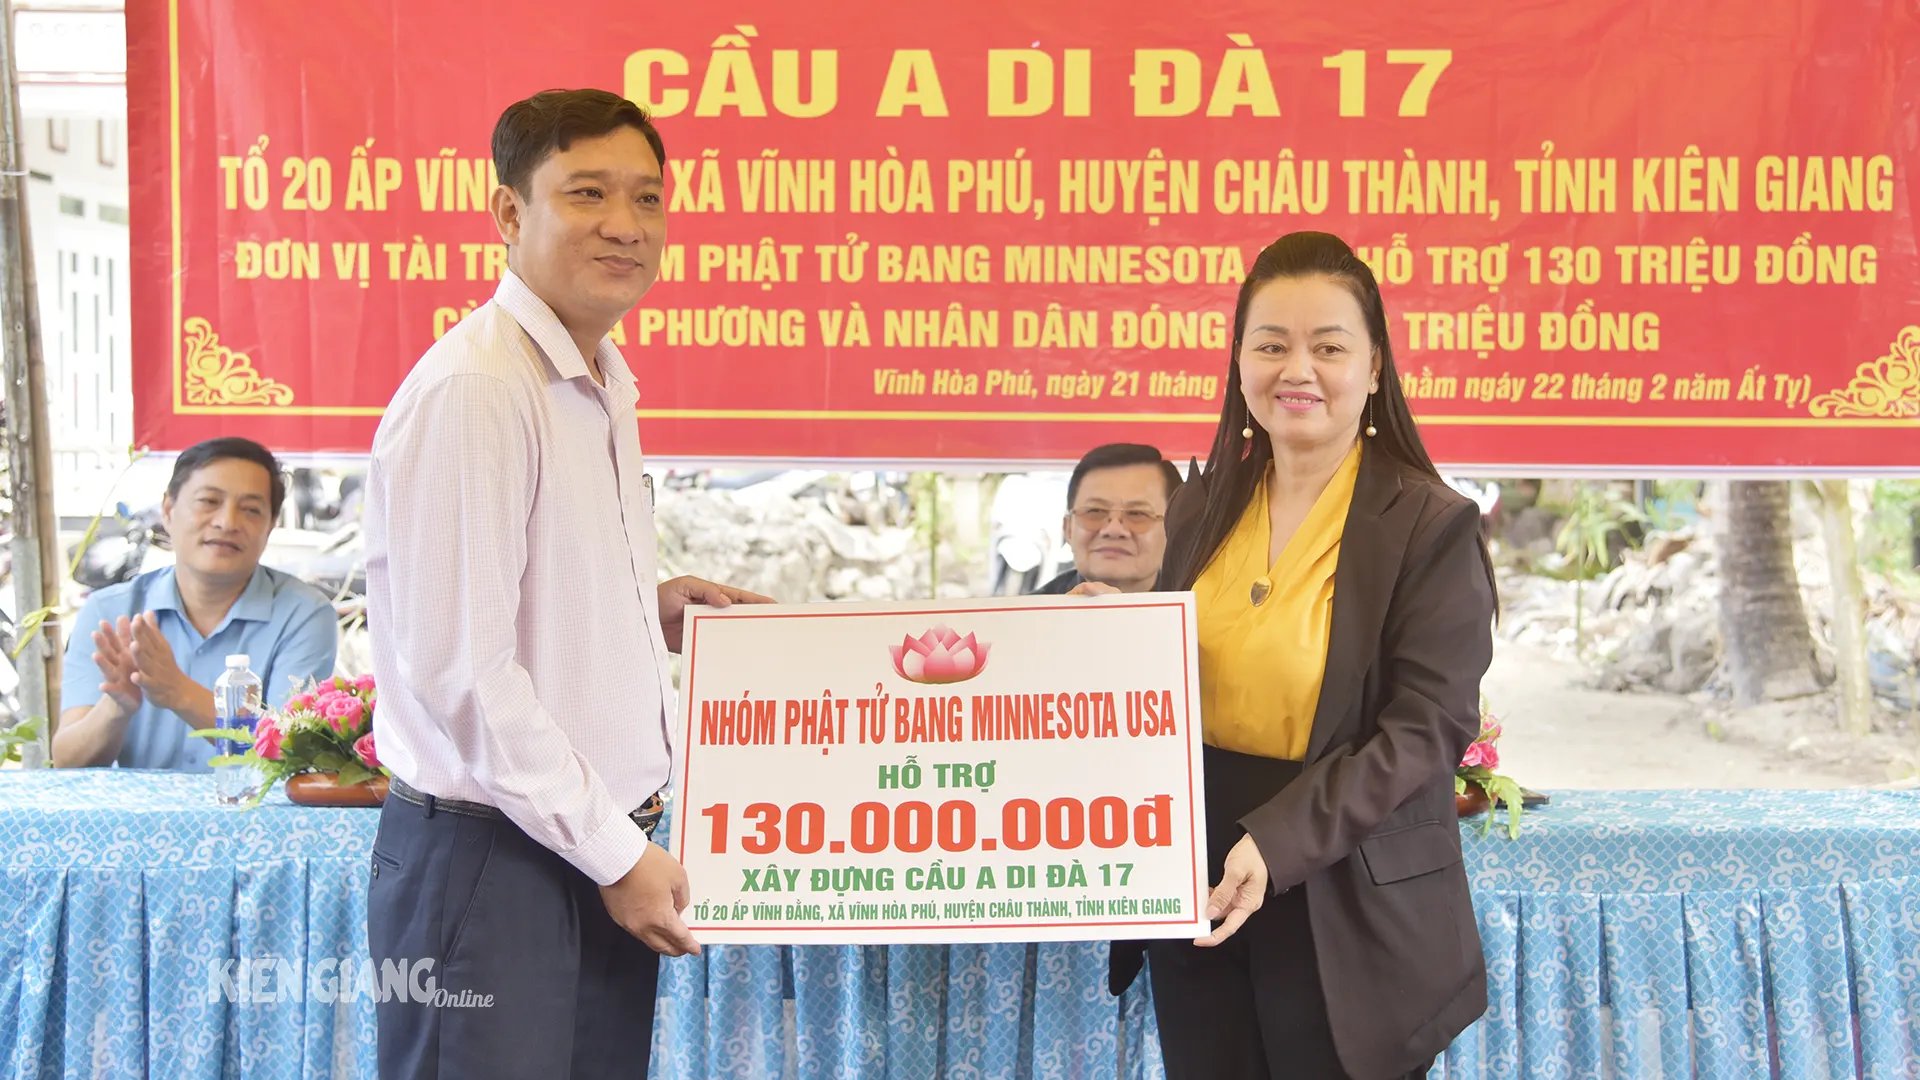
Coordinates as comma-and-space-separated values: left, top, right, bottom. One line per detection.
213, 655, 264, 805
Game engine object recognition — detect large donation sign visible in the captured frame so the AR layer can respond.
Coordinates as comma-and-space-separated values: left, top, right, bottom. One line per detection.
671, 597, 1208, 944
128, 0, 1919, 468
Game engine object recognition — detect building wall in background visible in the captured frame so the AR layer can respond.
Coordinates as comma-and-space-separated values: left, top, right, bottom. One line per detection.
10, 5, 150, 517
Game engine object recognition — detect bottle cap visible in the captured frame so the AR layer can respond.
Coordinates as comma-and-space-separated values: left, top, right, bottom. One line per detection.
225, 655, 251, 669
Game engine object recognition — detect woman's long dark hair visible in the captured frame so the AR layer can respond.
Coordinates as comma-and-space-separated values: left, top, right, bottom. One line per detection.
1165, 231, 1496, 610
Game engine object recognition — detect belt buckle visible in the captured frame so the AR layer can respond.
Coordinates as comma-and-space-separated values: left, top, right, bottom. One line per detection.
630, 792, 666, 837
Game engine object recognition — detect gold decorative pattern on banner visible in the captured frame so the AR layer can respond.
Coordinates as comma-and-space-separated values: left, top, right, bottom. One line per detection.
182, 317, 294, 407
1809, 326, 1920, 419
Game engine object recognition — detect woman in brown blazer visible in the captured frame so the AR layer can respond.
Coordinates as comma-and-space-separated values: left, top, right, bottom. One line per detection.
1101, 232, 1497, 1079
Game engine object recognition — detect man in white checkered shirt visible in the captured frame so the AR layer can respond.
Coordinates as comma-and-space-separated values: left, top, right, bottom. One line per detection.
363, 88, 770, 1080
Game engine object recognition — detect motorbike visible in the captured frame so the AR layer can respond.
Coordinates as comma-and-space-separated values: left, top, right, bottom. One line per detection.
288, 469, 367, 533
0, 607, 19, 735
987, 473, 1073, 596
69, 502, 170, 590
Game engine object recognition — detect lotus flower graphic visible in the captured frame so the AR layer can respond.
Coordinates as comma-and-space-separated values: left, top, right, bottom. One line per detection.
889, 625, 991, 685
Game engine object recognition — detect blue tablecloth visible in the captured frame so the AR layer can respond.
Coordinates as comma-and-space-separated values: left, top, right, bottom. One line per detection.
4, 772, 1919, 1078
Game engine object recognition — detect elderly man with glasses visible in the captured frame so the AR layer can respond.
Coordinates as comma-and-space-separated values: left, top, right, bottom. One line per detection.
1034, 443, 1183, 595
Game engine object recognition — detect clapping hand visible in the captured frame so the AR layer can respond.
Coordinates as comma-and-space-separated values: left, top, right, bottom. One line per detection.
126, 612, 196, 713
91, 617, 142, 712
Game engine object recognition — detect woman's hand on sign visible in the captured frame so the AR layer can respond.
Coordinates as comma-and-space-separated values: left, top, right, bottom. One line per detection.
1066, 580, 1120, 598
1195, 834, 1269, 947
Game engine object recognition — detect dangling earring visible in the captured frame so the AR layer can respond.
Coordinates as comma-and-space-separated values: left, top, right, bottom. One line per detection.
1241, 423, 1253, 440
1364, 396, 1377, 438
1239, 416, 1254, 460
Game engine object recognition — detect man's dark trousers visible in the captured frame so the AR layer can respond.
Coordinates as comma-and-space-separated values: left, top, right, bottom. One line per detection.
368, 792, 660, 1078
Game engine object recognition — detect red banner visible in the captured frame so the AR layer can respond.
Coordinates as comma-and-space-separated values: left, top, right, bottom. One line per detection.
128, 0, 1920, 470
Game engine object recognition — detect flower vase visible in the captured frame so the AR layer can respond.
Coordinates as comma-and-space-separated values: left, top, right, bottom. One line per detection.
1455, 783, 1490, 818
285, 772, 390, 807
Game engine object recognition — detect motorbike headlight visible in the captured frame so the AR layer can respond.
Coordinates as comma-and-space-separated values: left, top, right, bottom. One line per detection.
996, 536, 1043, 573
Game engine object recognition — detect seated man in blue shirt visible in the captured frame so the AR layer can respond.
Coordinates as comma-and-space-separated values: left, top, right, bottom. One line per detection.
52, 438, 340, 770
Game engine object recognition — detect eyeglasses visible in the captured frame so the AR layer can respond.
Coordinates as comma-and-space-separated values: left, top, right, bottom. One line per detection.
1070, 506, 1165, 532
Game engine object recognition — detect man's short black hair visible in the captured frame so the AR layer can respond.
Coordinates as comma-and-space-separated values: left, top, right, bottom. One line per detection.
493, 89, 666, 198
167, 438, 287, 517
1066, 443, 1182, 508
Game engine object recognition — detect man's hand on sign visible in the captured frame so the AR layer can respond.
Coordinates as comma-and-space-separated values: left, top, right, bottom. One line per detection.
1066, 580, 1121, 597
601, 846, 703, 957
658, 576, 776, 653
1195, 834, 1269, 947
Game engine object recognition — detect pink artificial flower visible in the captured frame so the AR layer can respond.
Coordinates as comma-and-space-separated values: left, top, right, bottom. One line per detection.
1461, 740, 1500, 770
323, 694, 366, 735
355, 674, 377, 693
253, 717, 285, 761
888, 626, 990, 685
354, 731, 380, 769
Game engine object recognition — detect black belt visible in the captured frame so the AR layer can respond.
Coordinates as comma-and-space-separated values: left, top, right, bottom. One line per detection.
390, 776, 665, 838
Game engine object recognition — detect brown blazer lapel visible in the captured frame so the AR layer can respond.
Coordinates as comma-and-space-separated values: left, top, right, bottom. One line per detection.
1303, 442, 1422, 763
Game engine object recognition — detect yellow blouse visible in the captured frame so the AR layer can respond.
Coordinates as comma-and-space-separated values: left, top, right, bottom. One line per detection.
1194, 441, 1362, 760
